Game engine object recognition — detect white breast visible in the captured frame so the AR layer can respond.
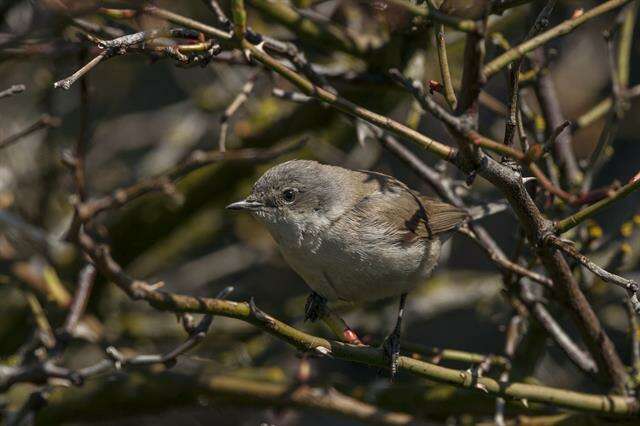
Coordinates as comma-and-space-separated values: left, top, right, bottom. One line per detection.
278, 223, 442, 302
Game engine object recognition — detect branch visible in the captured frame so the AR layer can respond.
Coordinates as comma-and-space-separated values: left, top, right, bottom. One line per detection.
458, 226, 553, 289
0, 84, 26, 99
518, 283, 598, 375
41, 372, 431, 426
242, 40, 458, 161
245, 0, 365, 55
546, 235, 640, 312
556, 172, 640, 233
77, 138, 306, 221
54, 49, 113, 90
483, 0, 633, 78
230, 24, 628, 391
73, 230, 640, 416
532, 48, 581, 188
434, 24, 457, 110
218, 72, 258, 152
574, 84, 640, 129
616, 1, 638, 88
61, 264, 96, 338
459, 227, 599, 376
0, 114, 61, 149
139, 5, 232, 40
385, 0, 479, 33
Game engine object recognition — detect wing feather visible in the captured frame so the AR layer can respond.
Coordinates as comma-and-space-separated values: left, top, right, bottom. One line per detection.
347, 170, 469, 242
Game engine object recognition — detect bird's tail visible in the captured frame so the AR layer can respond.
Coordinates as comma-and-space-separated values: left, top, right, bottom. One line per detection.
467, 201, 510, 222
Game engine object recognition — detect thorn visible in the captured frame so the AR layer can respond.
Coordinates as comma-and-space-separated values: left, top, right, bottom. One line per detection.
249, 297, 276, 326
147, 281, 165, 291
521, 398, 529, 408
243, 40, 265, 62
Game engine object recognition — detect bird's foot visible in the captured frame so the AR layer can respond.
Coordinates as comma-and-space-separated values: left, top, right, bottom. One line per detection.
304, 292, 327, 322
382, 327, 402, 379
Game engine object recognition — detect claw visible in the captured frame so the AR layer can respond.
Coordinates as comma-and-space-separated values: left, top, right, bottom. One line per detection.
382, 328, 402, 379
314, 346, 333, 358
304, 292, 327, 322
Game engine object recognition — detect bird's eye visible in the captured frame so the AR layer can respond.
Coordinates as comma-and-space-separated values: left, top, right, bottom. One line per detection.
282, 188, 296, 203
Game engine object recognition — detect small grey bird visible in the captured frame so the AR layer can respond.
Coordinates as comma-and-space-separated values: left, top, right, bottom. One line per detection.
227, 160, 504, 374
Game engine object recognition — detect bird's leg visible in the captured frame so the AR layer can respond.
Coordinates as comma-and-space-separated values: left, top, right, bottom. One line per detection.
382, 293, 407, 378
304, 291, 327, 322
321, 308, 364, 345
305, 292, 364, 345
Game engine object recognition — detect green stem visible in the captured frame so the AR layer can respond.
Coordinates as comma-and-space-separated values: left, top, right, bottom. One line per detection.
76, 229, 640, 417
129, 290, 640, 416
484, 0, 633, 78
557, 174, 640, 233
434, 24, 458, 110
231, 0, 247, 39
617, 1, 638, 88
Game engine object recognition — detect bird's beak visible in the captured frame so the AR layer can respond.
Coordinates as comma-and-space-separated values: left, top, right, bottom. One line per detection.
226, 198, 264, 211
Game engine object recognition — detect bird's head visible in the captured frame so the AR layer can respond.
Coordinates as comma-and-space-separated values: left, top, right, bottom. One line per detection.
226, 160, 349, 245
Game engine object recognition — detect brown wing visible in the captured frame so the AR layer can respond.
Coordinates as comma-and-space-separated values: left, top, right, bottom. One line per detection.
418, 196, 469, 236
349, 170, 469, 241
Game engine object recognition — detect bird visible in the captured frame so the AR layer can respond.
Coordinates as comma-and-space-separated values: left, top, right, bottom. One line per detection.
227, 159, 506, 375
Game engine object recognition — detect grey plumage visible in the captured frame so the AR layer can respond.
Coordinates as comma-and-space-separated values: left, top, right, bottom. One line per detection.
227, 160, 506, 303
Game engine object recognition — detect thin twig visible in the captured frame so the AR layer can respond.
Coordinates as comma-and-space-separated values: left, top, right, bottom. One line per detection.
434, 24, 457, 110
503, 0, 558, 151
495, 315, 523, 426
54, 50, 112, 90
201, 0, 231, 30
556, 171, 640, 233
0, 114, 61, 149
532, 48, 581, 188
62, 264, 96, 337
519, 284, 599, 375
77, 138, 306, 221
218, 72, 258, 151
547, 235, 639, 299
458, 226, 554, 288
0, 84, 26, 99
627, 300, 640, 377
140, 5, 232, 40
79, 286, 234, 376
484, 0, 633, 78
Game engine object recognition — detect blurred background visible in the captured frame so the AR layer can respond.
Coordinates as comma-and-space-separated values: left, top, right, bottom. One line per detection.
1, 0, 640, 424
